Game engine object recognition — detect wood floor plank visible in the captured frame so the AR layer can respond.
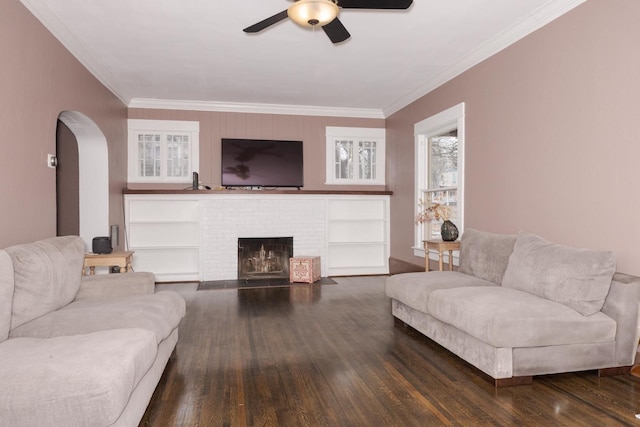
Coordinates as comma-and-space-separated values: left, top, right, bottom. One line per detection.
140, 277, 640, 426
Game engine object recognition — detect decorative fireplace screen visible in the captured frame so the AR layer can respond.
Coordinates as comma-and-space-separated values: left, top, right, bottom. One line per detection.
237, 237, 293, 280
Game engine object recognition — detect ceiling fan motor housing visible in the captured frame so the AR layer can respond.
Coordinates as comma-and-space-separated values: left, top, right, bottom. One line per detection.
288, 0, 340, 28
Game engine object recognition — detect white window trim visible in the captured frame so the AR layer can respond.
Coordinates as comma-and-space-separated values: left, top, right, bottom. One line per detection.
128, 119, 200, 184
325, 126, 386, 185
413, 103, 465, 261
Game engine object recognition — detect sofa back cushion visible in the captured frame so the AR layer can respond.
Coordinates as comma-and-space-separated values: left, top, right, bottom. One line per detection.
0, 250, 14, 343
501, 231, 616, 316
458, 228, 517, 285
6, 236, 85, 329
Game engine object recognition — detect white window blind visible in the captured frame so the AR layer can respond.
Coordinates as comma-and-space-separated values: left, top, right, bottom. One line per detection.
128, 120, 199, 184
326, 127, 385, 185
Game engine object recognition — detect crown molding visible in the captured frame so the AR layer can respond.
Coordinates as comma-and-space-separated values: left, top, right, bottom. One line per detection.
21, 0, 584, 120
382, 0, 587, 117
128, 98, 385, 119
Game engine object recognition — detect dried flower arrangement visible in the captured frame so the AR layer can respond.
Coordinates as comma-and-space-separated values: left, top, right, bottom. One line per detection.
416, 201, 451, 224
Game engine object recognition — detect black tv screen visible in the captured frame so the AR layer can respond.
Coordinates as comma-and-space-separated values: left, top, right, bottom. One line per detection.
221, 138, 304, 188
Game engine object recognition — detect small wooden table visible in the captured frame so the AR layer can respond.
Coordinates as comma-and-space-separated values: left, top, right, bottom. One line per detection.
83, 251, 134, 275
424, 240, 460, 272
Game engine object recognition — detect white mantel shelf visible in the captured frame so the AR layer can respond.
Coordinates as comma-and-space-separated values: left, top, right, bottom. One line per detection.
123, 189, 393, 196
124, 190, 391, 282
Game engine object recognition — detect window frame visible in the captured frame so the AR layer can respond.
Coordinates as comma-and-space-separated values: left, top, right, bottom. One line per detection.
413, 103, 465, 259
325, 126, 386, 186
127, 119, 200, 184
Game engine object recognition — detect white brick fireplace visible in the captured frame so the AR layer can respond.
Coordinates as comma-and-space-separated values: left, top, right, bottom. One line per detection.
200, 196, 327, 280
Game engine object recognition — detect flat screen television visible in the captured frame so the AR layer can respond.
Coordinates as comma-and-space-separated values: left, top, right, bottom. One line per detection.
221, 138, 304, 188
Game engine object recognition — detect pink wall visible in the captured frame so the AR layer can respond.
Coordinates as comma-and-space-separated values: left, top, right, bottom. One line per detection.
387, 0, 640, 275
6, 0, 639, 276
0, 0, 128, 248
128, 109, 385, 191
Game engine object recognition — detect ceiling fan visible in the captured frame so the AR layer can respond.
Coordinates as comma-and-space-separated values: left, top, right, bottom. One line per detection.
243, 0, 413, 44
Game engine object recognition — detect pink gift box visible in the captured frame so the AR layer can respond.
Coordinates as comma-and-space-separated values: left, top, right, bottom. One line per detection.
289, 256, 321, 283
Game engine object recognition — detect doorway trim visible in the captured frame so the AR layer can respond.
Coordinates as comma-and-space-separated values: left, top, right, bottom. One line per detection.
58, 111, 109, 250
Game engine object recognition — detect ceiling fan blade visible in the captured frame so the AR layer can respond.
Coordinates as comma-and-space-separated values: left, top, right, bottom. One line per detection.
338, 0, 413, 9
322, 18, 351, 44
243, 10, 289, 33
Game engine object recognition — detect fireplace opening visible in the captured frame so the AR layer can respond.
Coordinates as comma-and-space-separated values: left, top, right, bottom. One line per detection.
238, 237, 293, 280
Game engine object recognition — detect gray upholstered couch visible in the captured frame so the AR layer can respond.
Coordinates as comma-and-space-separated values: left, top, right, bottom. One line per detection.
0, 236, 186, 426
386, 229, 640, 386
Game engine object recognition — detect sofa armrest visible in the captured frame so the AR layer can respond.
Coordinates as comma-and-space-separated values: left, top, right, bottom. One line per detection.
74, 272, 155, 301
601, 272, 640, 366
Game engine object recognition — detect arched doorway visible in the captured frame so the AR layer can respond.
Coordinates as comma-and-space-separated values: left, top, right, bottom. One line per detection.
56, 111, 109, 250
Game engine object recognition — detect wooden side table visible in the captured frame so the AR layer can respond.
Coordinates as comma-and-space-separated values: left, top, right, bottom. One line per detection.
423, 240, 460, 272
83, 251, 134, 275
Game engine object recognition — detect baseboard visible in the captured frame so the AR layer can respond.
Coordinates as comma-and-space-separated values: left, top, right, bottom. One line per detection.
389, 257, 424, 275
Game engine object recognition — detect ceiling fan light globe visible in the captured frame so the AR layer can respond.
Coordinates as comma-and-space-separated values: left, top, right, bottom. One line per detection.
288, 0, 339, 28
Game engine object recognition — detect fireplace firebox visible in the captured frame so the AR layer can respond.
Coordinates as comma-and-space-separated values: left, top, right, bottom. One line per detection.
238, 237, 293, 280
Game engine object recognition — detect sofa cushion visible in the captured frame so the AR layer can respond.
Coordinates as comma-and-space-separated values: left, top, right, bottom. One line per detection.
0, 328, 157, 427
428, 286, 616, 348
458, 229, 516, 285
385, 271, 497, 314
0, 251, 14, 343
501, 232, 616, 315
75, 271, 155, 301
6, 236, 85, 329
9, 291, 186, 343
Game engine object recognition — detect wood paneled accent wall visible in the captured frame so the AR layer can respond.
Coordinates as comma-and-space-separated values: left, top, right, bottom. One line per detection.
128, 109, 385, 191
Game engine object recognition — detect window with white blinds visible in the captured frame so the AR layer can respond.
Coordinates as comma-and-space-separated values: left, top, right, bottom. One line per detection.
414, 103, 465, 255
325, 127, 385, 185
421, 130, 459, 240
128, 120, 199, 184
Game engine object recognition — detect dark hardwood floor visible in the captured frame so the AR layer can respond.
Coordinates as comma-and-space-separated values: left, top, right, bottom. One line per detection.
140, 276, 640, 426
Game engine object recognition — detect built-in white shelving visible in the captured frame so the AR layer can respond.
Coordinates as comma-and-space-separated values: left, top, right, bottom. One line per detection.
327, 197, 389, 276
125, 197, 200, 282
124, 192, 389, 281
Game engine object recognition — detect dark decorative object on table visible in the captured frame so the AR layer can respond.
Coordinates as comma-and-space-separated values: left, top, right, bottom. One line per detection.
92, 236, 112, 254
416, 201, 459, 241
440, 220, 459, 242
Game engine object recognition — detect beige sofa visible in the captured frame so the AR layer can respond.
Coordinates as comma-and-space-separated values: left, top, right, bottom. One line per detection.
386, 229, 640, 386
0, 236, 186, 426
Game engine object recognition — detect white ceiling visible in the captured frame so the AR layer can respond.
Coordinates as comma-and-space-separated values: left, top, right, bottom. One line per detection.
20, 0, 585, 118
